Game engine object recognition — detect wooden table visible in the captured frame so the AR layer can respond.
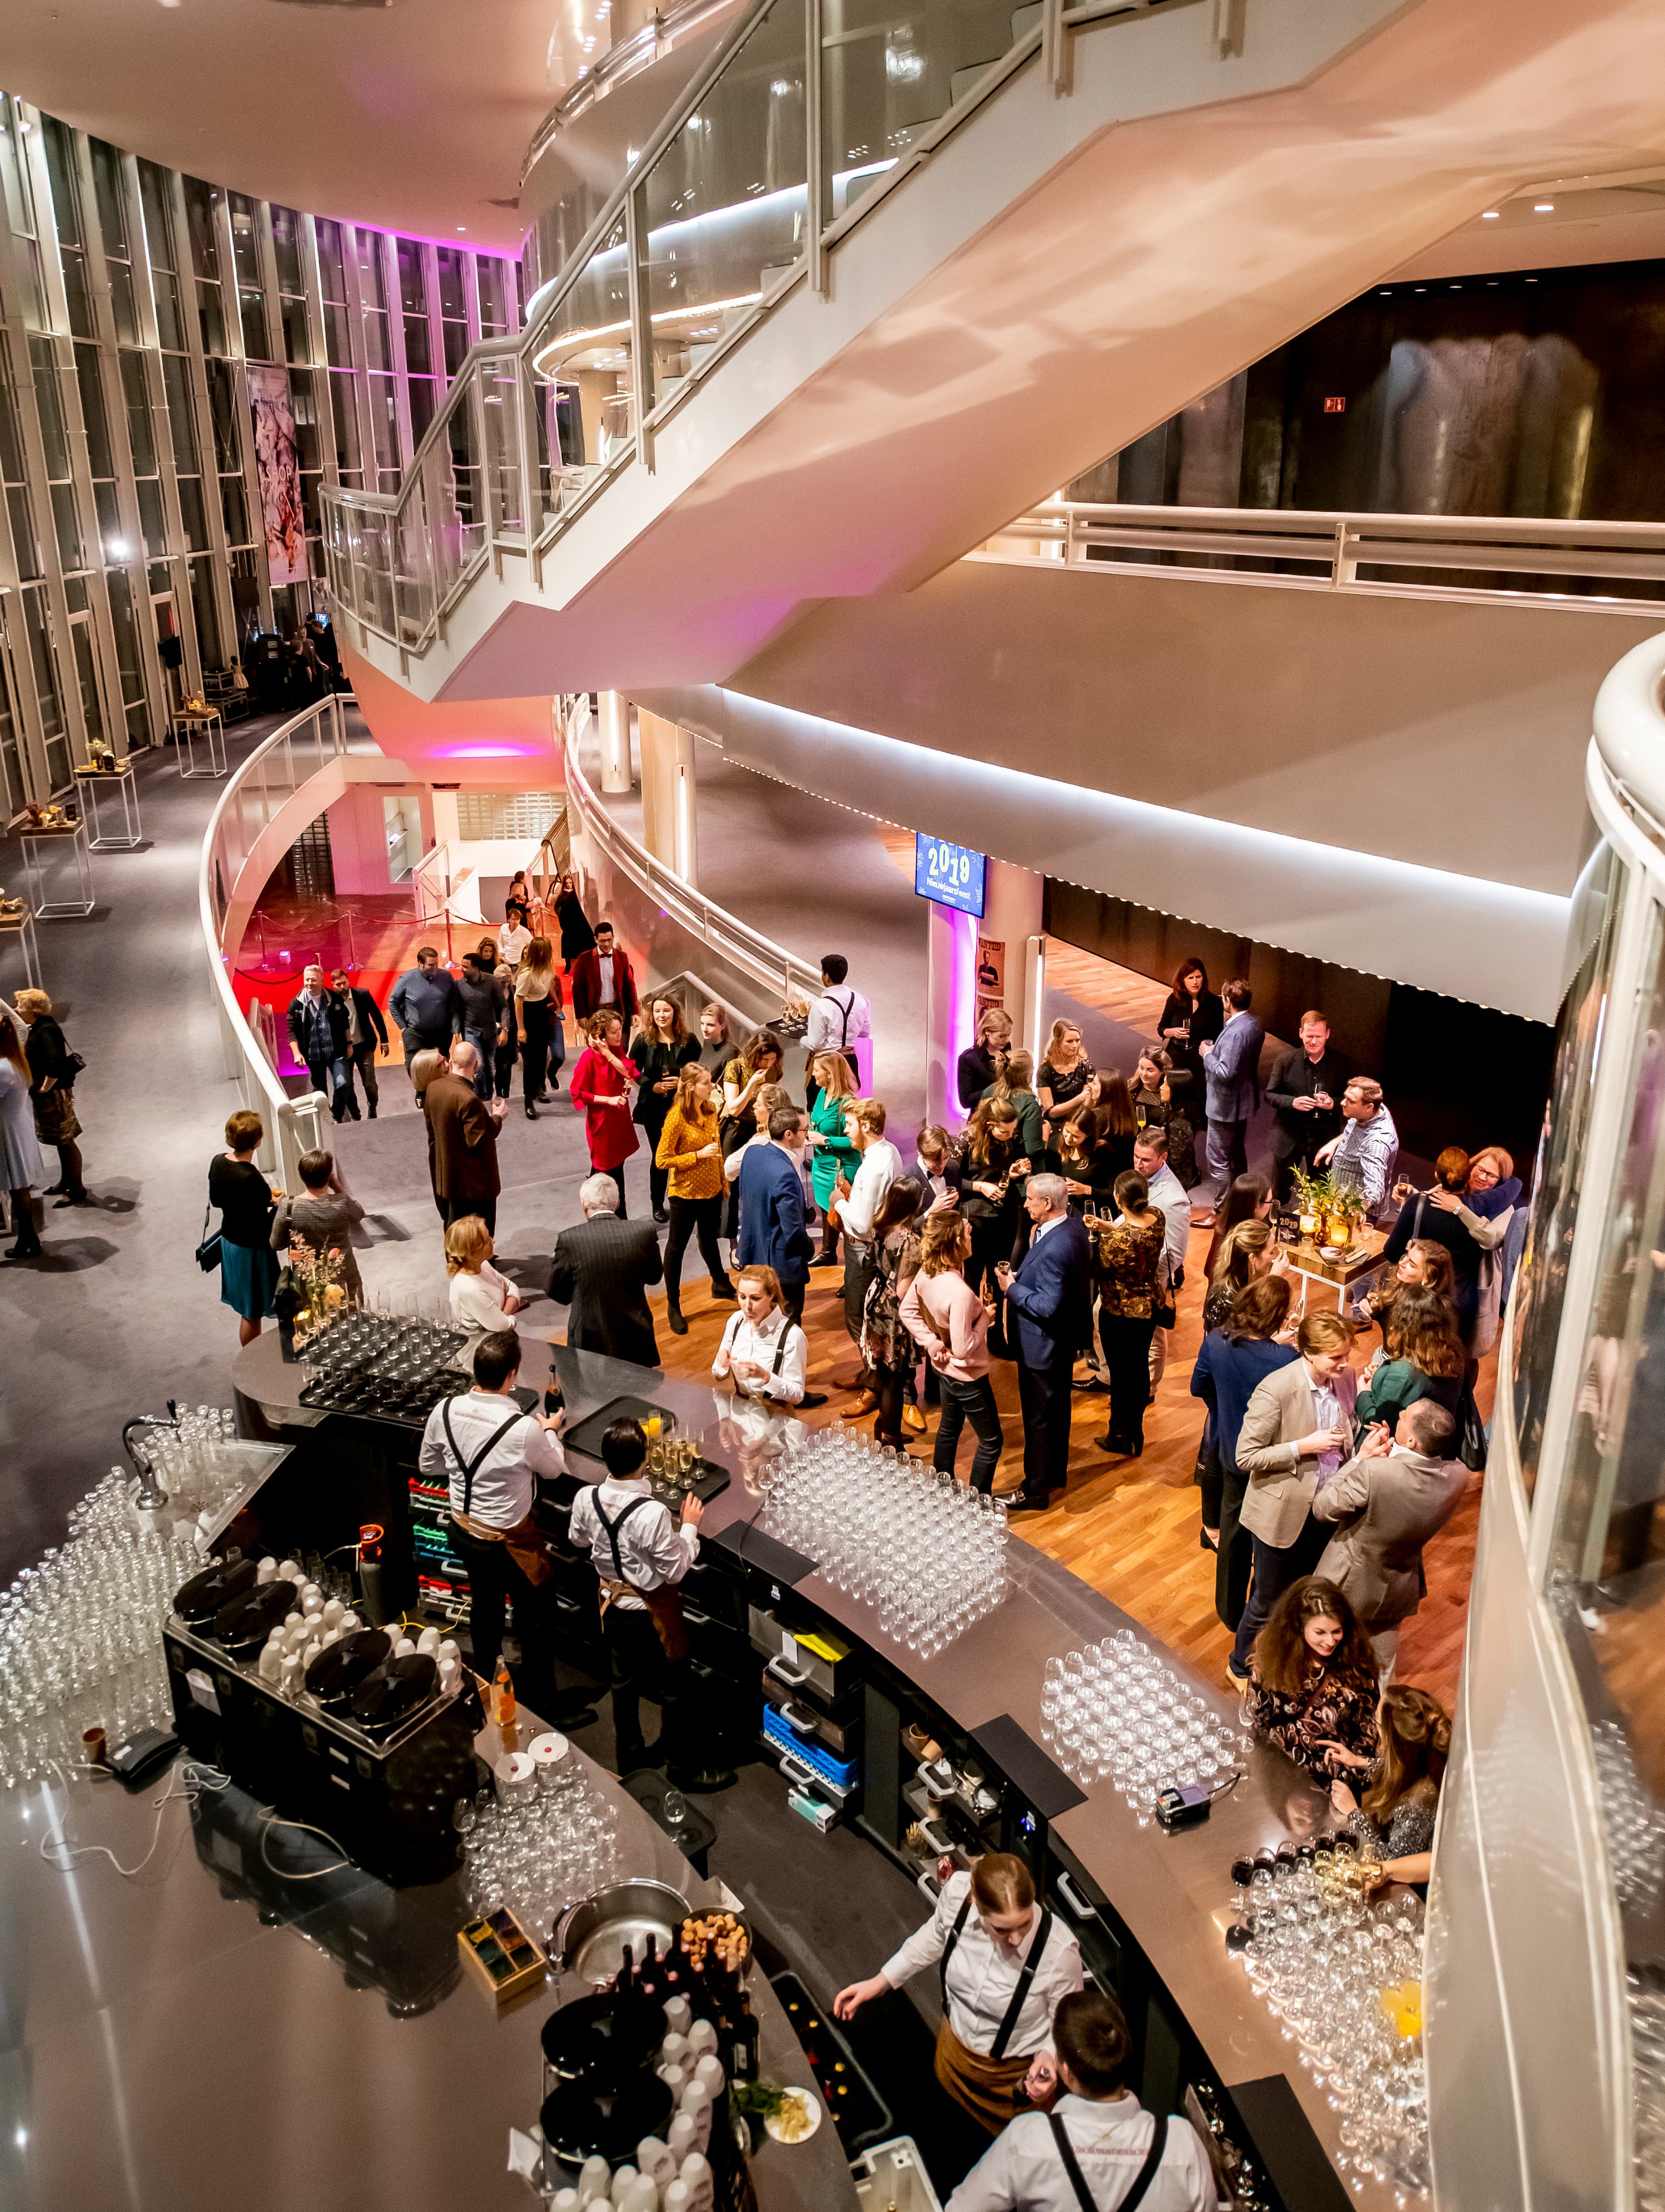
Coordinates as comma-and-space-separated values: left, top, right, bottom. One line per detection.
1279, 1233, 1390, 1315
72, 757, 143, 849
171, 706, 227, 779
13, 813, 94, 918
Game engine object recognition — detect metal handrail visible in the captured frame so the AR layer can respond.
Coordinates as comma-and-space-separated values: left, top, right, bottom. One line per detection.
198, 696, 350, 1187
977, 501, 1665, 608
321, 0, 1178, 663
558, 697, 821, 1006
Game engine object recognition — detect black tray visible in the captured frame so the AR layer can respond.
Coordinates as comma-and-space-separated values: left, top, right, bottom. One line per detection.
562, 1395, 729, 1507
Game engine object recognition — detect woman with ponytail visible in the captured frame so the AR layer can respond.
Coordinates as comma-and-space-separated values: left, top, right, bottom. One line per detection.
1330, 1683, 1451, 1887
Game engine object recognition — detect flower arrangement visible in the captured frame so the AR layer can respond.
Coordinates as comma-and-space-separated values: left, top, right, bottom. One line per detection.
284, 1240, 349, 1342
1289, 1168, 1369, 1252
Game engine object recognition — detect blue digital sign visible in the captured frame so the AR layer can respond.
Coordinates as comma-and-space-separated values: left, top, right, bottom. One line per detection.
915, 835, 987, 918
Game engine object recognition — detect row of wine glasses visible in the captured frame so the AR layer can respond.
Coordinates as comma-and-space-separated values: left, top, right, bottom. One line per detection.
0, 1471, 202, 1788
759, 1428, 1010, 1655
1040, 1630, 1252, 1817
1228, 1839, 1429, 2195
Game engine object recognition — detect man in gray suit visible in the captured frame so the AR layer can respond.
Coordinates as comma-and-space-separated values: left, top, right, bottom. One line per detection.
546, 1173, 663, 1370
1202, 978, 1265, 1194
1231, 1309, 1359, 1683
1313, 1400, 1470, 1672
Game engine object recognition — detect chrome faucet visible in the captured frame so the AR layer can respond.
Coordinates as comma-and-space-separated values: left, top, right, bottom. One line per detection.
122, 1401, 181, 1511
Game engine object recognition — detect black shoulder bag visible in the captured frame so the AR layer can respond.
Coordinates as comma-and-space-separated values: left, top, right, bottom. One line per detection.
194, 1204, 222, 1274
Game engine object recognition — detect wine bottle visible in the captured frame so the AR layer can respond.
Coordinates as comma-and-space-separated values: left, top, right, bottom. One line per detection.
732, 1997, 759, 2084
637, 1934, 663, 2003
617, 1942, 635, 1994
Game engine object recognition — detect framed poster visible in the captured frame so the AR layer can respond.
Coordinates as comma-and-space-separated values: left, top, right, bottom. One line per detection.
977, 937, 1005, 999
248, 362, 306, 586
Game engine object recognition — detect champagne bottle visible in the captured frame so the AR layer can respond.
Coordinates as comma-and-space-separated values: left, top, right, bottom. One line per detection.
732, 1996, 759, 2084
617, 1941, 635, 1994
637, 1933, 662, 2003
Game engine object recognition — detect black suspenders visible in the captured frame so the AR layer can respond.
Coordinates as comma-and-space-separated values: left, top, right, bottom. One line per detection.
442, 1401, 529, 1518
1048, 2112, 1170, 2212
938, 1897, 1056, 2062
592, 1491, 658, 1584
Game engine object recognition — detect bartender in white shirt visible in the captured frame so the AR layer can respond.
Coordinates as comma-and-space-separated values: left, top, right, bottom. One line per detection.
712, 1266, 808, 1404
804, 953, 873, 1093
417, 1329, 593, 1728
945, 1989, 1214, 2212
567, 1416, 731, 1791
835, 1854, 1084, 2133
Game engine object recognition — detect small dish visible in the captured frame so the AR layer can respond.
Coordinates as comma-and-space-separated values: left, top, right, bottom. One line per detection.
765, 2089, 823, 2144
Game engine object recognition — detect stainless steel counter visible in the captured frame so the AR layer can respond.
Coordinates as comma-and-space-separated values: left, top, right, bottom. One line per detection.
0, 1700, 853, 2212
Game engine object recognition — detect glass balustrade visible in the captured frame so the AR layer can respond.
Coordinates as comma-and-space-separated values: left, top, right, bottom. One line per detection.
640, 0, 809, 416
322, 0, 1053, 650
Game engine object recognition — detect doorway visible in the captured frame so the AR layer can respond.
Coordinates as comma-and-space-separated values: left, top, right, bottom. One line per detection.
151, 589, 183, 718
68, 609, 113, 764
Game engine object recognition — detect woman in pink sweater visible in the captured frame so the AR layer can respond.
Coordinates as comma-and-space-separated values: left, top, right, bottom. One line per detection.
901, 1212, 1007, 1492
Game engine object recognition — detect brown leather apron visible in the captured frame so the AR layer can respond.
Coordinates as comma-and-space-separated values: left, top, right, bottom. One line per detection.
594, 1492, 689, 1661
443, 1401, 554, 1585
932, 1897, 1058, 2134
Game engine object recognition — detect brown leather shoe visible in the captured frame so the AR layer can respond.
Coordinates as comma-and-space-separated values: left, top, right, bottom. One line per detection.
841, 1390, 879, 1420
902, 1403, 927, 1435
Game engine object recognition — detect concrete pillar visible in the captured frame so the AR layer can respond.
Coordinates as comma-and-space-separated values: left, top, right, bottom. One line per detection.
598, 690, 632, 794
637, 708, 699, 887
980, 860, 1047, 1065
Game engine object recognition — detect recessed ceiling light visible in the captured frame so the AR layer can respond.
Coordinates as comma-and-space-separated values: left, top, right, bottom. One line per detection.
1414, 286, 1426, 293
1481, 210, 1500, 219
1535, 201, 1554, 212
457, 226, 466, 232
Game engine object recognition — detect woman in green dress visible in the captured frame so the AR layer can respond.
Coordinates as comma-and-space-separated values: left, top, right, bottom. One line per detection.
806, 1049, 861, 1265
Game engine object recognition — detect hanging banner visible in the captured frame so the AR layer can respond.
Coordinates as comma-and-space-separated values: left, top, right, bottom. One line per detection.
248, 362, 306, 587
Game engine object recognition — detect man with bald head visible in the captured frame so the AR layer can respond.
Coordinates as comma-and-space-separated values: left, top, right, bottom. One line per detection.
422, 1042, 501, 1234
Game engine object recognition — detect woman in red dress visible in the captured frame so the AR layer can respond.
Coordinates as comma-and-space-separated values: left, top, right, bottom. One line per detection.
569, 1011, 640, 1213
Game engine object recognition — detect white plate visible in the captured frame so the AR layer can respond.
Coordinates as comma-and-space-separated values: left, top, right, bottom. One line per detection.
764, 2088, 824, 2144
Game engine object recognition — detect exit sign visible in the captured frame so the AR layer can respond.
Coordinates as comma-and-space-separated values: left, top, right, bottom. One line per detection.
1323, 396, 1347, 414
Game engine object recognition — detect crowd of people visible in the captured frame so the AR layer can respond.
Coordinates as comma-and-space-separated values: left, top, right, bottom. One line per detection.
210, 912, 1495, 1956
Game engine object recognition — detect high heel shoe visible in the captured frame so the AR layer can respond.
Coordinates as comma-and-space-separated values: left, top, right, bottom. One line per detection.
1199, 1528, 1219, 1553
667, 1306, 688, 1336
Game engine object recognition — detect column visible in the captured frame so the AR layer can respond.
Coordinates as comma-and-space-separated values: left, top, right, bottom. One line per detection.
925, 898, 978, 1128
637, 707, 699, 887
598, 690, 632, 794
981, 861, 1046, 1066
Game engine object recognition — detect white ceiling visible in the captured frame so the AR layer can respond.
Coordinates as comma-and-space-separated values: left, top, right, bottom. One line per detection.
0, 0, 609, 251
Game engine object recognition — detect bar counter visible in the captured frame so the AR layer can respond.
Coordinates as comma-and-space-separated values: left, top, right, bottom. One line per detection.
0, 1695, 851, 2212
230, 1329, 1386, 2212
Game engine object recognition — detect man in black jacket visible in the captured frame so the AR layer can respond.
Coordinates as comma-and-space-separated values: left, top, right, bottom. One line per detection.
331, 967, 389, 1121
286, 964, 349, 1119
546, 1172, 664, 1370
1264, 1011, 1349, 1202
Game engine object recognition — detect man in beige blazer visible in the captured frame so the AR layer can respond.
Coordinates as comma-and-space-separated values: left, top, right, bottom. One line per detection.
1228, 1309, 1359, 1683
1314, 1400, 1470, 1672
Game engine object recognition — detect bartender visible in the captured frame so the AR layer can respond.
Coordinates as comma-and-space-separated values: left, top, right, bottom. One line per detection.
834, 1853, 1083, 2133
712, 1266, 809, 1406
417, 1329, 595, 1730
568, 1417, 734, 1794
945, 1989, 1214, 2211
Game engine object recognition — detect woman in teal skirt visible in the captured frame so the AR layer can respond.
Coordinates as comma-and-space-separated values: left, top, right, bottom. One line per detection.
807, 1049, 861, 1265
209, 1109, 280, 1345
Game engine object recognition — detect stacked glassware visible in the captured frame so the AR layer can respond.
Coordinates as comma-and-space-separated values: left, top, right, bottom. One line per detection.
0, 1472, 201, 1787
1040, 1630, 1253, 1816
1227, 1840, 1430, 2196
295, 1310, 469, 1421
758, 1430, 1010, 1654
1629, 1966, 1665, 2212
453, 1755, 624, 1941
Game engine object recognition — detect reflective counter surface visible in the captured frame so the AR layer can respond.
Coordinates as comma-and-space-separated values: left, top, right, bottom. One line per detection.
0, 1697, 852, 2211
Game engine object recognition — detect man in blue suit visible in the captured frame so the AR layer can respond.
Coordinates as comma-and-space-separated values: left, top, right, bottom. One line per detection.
738, 1106, 816, 1327
996, 1174, 1092, 1512
1203, 978, 1265, 1195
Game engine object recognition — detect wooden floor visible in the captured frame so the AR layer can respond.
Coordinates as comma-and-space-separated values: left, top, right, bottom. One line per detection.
652, 1222, 1485, 1710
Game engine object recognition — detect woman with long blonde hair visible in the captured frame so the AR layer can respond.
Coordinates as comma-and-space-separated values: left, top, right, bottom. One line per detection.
806, 1049, 860, 1264
513, 934, 563, 1117
655, 1059, 736, 1329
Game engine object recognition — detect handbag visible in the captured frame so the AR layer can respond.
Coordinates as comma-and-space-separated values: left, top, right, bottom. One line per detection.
195, 1203, 222, 1274
1152, 1245, 1177, 1332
